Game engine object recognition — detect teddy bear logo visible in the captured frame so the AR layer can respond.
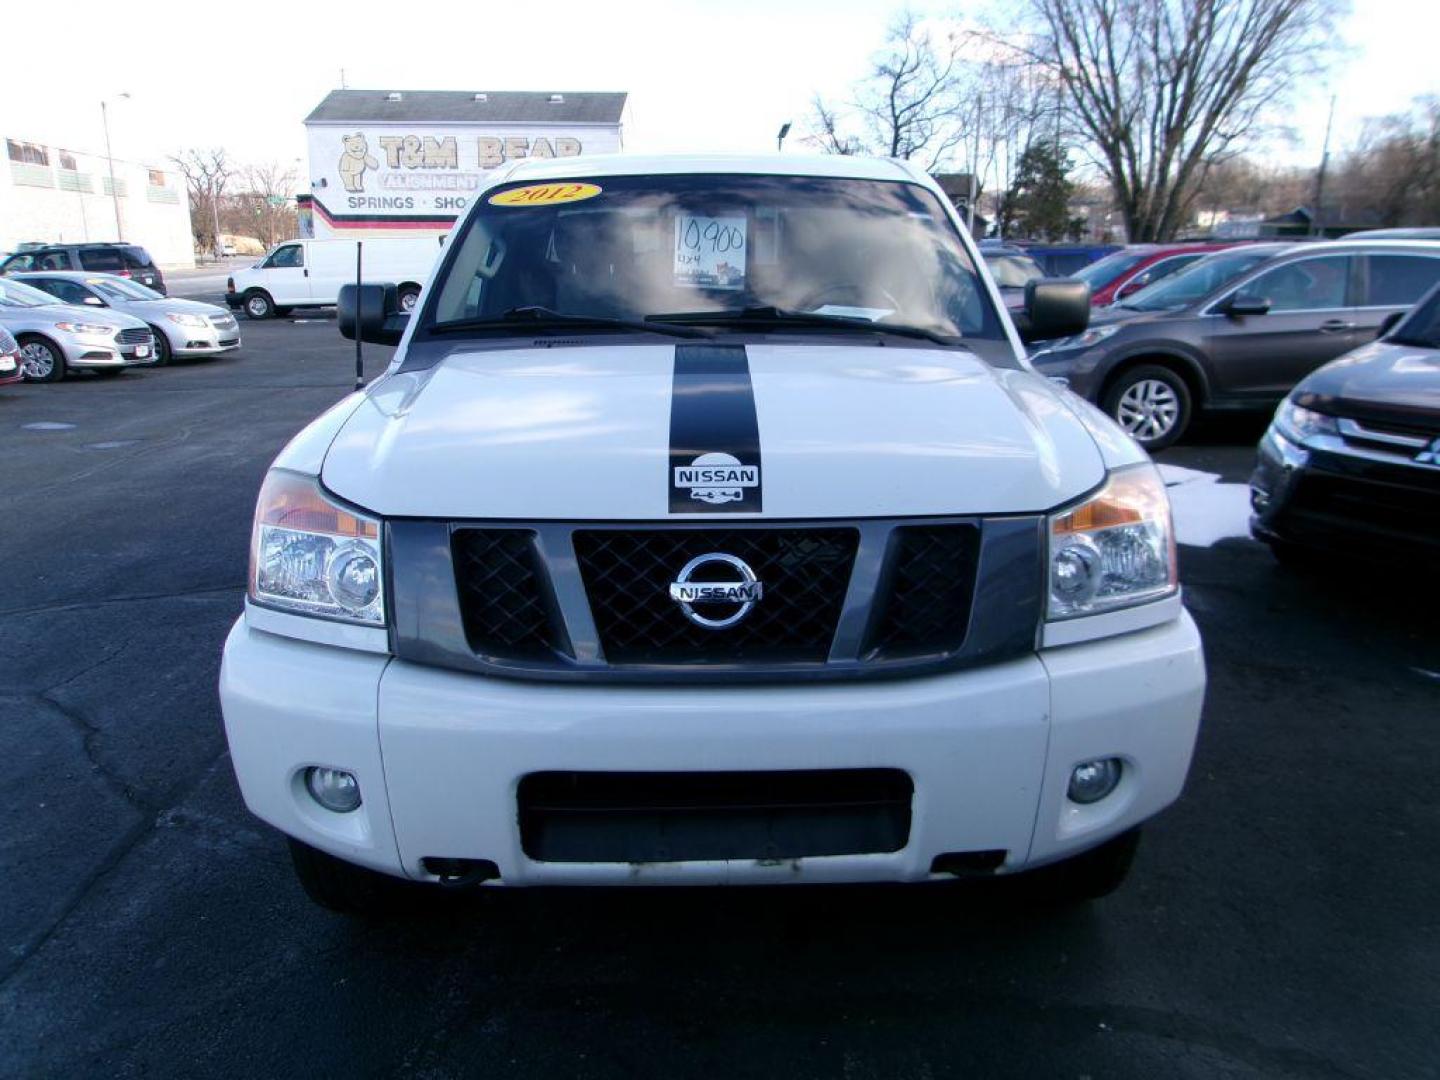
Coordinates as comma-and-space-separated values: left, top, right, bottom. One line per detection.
337, 133, 378, 193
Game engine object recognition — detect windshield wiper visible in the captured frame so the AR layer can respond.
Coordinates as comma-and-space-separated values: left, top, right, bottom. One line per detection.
429, 306, 710, 340
648, 306, 961, 345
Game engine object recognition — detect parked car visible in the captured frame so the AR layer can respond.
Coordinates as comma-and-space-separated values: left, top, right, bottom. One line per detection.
1028, 240, 1440, 448
0, 324, 22, 386
1073, 242, 1240, 307
226, 236, 444, 320
1021, 243, 1121, 277
1250, 281, 1439, 563
1343, 227, 1440, 241
0, 243, 166, 294
219, 153, 1205, 915
0, 277, 154, 381
978, 241, 1047, 311
18, 272, 240, 364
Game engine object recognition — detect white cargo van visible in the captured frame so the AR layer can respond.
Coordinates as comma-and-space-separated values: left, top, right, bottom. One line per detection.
225, 237, 445, 320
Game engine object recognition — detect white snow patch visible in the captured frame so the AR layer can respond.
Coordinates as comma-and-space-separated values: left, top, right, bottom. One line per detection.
1157, 464, 1255, 548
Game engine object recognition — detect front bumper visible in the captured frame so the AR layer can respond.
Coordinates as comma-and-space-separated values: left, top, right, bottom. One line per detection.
166, 318, 242, 357
220, 611, 1206, 886
59, 334, 151, 368
1250, 427, 1440, 558
0, 351, 20, 384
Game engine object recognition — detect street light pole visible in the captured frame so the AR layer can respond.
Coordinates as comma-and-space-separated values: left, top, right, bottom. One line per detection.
100, 93, 130, 240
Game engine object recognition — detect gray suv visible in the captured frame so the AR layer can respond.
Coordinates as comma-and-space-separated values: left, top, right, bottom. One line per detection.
0, 243, 166, 294
1030, 240, 1440, 448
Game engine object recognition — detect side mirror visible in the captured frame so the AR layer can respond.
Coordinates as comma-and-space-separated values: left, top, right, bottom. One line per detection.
338, 283, 407, 346
1224, 293, 1272, 317
1378, 310, 1405, 338
1016, 278, 1090, 343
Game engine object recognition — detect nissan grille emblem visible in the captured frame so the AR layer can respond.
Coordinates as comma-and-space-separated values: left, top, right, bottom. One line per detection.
668, 552, 765, 629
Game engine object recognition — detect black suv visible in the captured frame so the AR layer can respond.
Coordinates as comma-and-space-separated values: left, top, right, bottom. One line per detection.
1029, 240, 1440, 448
0, 243, 165, 295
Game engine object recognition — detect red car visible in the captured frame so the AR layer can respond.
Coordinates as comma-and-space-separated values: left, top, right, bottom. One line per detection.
0, 325, 21, 385
1074, 242, 1242, 306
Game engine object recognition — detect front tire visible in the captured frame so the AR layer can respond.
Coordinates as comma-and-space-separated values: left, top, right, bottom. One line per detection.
287, 838, 425, 917
19, 336, 65, 382
243, 290, 275, 320
149, 327, 172, 366
1102, 365, 1193, 450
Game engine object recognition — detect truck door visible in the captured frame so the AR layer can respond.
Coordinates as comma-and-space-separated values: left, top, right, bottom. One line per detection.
257, 243, 311, 304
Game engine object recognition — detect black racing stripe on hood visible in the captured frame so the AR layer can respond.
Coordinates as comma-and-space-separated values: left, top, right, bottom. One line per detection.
668, 343, 762, 513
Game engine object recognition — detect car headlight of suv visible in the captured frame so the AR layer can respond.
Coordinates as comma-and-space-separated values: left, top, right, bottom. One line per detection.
248, 469, 384, 624
1048, 464, 1176, 619
166, 312, 211, 329
1032, 323, 1121, 357
54, 321, 118, 336
1272, 397, 1338, 444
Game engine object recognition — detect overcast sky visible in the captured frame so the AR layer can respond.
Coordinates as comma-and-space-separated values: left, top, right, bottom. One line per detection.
3, 0, 1434, 177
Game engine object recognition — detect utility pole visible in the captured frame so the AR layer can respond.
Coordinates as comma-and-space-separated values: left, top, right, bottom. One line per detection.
100, 95, 129, 240
1311, 94, 1337, 238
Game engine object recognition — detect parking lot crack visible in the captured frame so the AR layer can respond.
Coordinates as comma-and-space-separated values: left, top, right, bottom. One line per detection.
0, 742, 230, 990
0, 583, 243, 619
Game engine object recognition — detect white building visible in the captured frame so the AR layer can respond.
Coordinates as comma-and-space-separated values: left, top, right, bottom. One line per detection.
1, 136, 194, 268
302, 90, 628, 240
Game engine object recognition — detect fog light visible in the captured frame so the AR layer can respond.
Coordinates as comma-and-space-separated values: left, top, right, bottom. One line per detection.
1068, 758, 1122, 804
304, 767, 361, 812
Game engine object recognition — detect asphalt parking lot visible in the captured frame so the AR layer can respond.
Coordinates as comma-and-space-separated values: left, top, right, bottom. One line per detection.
1, 315, 1437, 1079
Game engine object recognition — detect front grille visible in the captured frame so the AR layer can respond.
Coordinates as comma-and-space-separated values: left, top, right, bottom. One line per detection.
866, 524, 980, 658
518, 769, 913, 862
452, 529, 566, 660
218, 338, 240, 347
574, 527, 858, 664
210, 316, 238, 331
116, 328, 150, 345
1287, 470, 1440, 545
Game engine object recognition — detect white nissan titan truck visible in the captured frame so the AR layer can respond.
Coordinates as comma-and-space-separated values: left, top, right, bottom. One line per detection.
219, 154, 1206, 914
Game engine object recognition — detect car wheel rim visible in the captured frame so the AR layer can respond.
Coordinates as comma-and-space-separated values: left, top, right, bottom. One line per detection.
247, 298, 267, 317
1116, 379, 1180, 442
20, 343, 54, 378
400, 292, 417, 312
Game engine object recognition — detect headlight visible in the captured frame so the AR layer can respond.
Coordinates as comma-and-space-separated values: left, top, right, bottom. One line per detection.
1272, 397, 1338, 443
166, 312, 210, 329
54, 321, 117, 335
1034, 324, 1121, 355
248, 470, 384, 624
1048, 464, 1176, 619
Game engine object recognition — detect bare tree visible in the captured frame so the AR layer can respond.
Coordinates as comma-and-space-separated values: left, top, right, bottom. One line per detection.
170, 148, 231, 256
808, 13, 965, 169
1329, 98, 1440, 227
225, 161, 299, 249
1023, 0, 1343, 241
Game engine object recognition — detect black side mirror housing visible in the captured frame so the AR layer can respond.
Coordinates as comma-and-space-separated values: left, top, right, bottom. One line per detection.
1224, 293, 1272, 317
1016, 279, 1090, 343
338, 283, 408, 346
1378, 310, 1405, 338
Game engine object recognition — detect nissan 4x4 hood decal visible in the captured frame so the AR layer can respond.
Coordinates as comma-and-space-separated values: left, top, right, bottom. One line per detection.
668, 344, 762, 513
321, 342, 1108, 519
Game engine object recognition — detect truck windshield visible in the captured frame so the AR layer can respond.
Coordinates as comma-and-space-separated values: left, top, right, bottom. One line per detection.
424, 174, 1004, 341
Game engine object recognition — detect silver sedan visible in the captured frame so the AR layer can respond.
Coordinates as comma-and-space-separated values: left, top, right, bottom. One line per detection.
0, 278, 155, 382
16, 272, 240, 365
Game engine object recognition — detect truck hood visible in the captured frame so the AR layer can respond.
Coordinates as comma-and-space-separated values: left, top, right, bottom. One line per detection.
321, 342, 1108, 519
1293, 339, 1440, 428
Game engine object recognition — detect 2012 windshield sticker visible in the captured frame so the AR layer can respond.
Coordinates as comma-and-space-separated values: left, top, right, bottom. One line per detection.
489, 182, 603, 207
674, 214, 746, 289
674, 452, 759, 505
